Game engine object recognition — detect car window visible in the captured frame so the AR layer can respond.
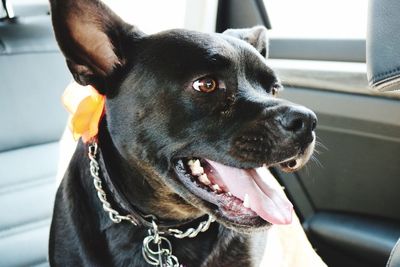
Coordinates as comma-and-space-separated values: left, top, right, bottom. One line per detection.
265, 0, 367, 39
102, 0, 187, 34
8, 0, 187, 33
0, 5, 4, 18
263, 0, 400, 99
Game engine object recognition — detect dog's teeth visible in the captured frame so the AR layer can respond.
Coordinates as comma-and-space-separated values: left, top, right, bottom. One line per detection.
211, 184, 221, 192
227, 191, 232, 196
198, 174, 211, 185
192, 167, 204, 176
188, 159, 201, 168
188, 159, 204, 176
243, 193, 250, 208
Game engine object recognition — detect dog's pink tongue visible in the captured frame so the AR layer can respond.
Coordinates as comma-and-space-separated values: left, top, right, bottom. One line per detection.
206, 160, 293, 225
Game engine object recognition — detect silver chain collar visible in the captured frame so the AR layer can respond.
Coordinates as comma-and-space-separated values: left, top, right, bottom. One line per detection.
88, 142, 215, 266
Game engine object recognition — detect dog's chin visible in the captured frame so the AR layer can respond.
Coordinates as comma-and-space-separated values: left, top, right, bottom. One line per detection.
171, 139, 315, 232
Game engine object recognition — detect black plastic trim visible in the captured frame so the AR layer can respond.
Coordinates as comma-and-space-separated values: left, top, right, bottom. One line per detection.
306, 212, 400, 266
254, 0, 271, 29
216, 0, 271, 33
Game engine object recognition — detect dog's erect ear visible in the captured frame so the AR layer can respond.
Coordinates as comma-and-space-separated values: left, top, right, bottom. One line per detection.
50, 0, 143, 93
223, 26, 269, 58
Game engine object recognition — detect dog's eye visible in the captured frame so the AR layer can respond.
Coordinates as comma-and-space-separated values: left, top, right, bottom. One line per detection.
193, 77, 218, 93
271, 83, 281, 97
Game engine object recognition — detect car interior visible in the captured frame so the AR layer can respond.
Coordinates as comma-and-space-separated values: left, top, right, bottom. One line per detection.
0, 0, 399, 266
0, 0, 69, 266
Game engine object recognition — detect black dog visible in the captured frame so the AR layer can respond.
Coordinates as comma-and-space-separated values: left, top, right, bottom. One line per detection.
49, 0, 317, 266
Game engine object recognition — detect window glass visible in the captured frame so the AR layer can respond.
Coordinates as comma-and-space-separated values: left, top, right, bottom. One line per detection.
102, 0, 186, 34
9, 0, 47, 4
0, 6, 5, 18
264, 0, 367, 39
10, 0, 187, 34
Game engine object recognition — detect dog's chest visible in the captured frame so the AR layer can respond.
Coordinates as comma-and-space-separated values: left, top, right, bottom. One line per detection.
103, 224, 255, 267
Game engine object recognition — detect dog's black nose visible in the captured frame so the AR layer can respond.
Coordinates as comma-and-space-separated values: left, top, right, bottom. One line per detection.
280, 106, 317, 135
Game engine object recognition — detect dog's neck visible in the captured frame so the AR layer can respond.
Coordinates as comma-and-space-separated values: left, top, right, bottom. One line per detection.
97, 119, 204, 225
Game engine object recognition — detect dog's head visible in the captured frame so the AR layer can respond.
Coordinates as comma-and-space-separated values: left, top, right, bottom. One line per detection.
51, 0, 316, 231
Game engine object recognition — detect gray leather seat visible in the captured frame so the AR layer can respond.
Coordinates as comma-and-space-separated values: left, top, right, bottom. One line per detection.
0, 2, 70, 266
367, 1, 400, 266
387, 238, 400, 267
367, 0, 400, 92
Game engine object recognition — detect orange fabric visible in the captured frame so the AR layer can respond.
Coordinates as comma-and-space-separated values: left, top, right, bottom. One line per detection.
62, 83, 105, 143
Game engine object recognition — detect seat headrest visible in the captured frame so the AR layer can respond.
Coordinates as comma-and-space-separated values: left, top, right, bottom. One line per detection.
367, 0, 400, 92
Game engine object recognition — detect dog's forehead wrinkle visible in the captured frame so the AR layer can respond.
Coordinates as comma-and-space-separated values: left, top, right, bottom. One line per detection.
136, 30, 238, 70
243, 90, 271, 104
161, 29, 236, 51
242, 50, 272, 74
236, 77, 271, 105
223, 42, 277, 97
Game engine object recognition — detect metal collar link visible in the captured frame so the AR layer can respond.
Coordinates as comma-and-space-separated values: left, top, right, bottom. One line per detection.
88, 142, 139, 225
88, 142, 215, 266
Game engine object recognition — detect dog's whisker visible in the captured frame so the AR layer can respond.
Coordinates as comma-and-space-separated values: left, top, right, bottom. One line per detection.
315, 142, 328, 152
301, 161, 311, 176
313, 148, 321, 155
315, 137, 328, 151
310, 154, 324, 168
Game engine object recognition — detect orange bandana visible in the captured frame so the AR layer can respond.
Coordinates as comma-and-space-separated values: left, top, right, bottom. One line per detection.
62, 82, 105, 143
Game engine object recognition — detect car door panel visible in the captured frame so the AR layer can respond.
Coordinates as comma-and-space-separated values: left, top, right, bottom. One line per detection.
275, 86, 400, 267
216, 1, 400, 266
